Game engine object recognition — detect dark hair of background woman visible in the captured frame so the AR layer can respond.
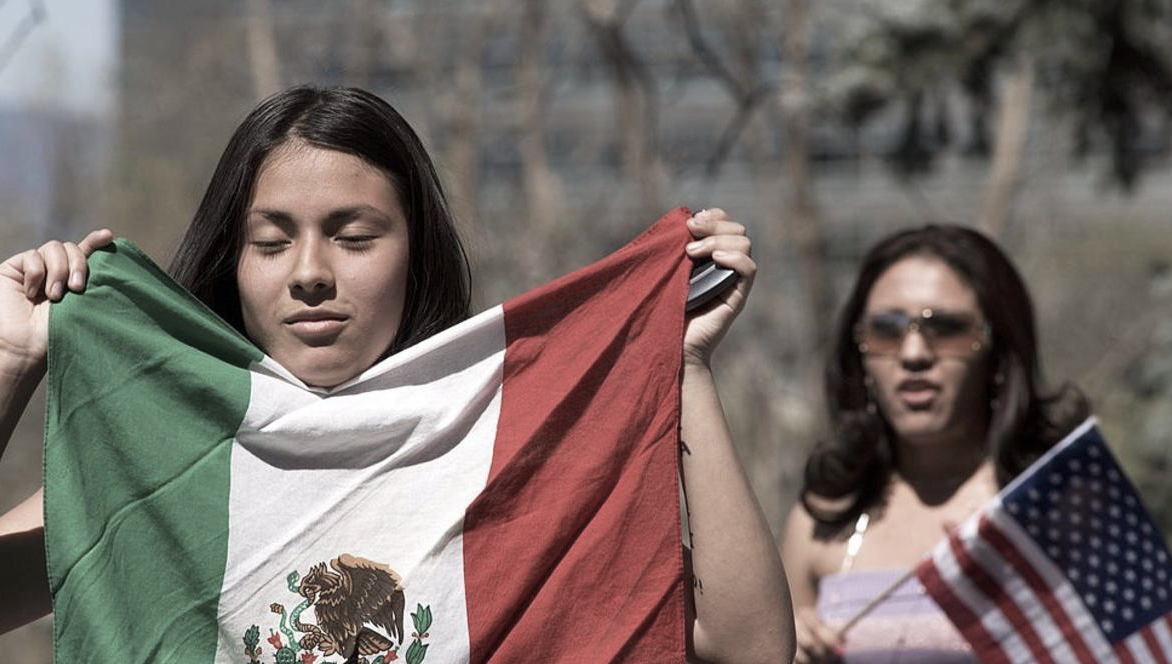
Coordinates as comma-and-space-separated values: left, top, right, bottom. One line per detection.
802, 224, 1089, 527
168, 84, 472, 355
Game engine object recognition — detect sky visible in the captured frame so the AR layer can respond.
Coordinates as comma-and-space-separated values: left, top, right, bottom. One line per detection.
0, 0, 116, 117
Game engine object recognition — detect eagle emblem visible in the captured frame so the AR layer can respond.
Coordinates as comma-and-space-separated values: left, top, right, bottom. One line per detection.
243, 554, 433, 664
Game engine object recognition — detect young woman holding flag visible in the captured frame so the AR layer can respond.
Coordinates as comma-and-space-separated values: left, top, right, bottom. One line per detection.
0, 85, 793, 662
780, 225, 1088, 663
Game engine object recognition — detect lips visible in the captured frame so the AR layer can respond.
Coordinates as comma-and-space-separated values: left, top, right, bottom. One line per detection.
897, 378, 940, 409
284, 310, 348, 340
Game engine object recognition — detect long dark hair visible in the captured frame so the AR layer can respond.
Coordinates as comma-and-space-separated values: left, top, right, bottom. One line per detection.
168, 84, 471, 354
802, 225, 1088, 527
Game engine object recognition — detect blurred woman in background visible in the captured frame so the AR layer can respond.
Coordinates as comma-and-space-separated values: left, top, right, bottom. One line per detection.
780, 224, 1087, 663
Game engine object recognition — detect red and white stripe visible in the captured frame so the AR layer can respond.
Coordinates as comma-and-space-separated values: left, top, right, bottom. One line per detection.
915, 497, 1171, 663
1117, 613, 1172, 663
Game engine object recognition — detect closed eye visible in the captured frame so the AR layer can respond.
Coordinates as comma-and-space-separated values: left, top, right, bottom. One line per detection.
249, 239, 290, 253
336, 235, 378, 251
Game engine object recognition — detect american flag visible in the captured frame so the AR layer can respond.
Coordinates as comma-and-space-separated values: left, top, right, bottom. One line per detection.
915, 418, 1172, 663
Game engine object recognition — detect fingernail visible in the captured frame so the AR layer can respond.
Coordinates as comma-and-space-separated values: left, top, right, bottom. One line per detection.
49, 281, 64, 300
686, 241, 703, 252
69, 271, 83, 290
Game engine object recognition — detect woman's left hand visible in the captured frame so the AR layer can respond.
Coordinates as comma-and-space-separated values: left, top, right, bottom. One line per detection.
677, 209, 792, 661
682, 208, 754, 366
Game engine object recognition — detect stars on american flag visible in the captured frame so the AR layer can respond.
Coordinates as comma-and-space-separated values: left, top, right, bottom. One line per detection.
1002, 425, 1172, 643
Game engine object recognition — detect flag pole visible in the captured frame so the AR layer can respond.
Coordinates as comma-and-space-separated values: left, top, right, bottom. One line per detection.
837, 566, 918, 636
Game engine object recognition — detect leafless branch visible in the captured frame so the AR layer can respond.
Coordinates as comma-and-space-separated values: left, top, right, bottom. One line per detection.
0, 0, 45, 76
675, 0, 774, 175
246, 0, 281, 97
580, 0, 664, 216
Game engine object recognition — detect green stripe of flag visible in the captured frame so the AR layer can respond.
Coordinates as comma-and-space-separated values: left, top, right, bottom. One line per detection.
45, 239, 263, 662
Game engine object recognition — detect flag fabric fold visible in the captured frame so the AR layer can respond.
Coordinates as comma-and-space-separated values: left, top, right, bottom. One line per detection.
45, 208, 696, 663
916, 418, 1172, 664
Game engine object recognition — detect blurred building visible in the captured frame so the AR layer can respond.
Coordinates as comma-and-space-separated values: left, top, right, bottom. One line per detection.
0, 107, 108, 245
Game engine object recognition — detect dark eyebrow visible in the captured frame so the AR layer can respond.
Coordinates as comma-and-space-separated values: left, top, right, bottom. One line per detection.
246, 208, 293, 224
246, 206, 391, 227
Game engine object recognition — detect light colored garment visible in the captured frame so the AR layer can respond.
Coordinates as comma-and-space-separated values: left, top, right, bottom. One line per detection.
817, 567, 977, 664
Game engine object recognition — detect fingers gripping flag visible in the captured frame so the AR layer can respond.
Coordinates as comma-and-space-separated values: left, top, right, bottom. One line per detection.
45, 209, 697, 663
916, 418, 1172, 664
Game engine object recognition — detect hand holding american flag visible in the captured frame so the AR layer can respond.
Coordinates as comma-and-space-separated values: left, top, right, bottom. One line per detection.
916, 418, 1172, 663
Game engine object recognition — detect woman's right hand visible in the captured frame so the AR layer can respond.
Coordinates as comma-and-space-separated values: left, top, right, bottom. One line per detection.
794, 606, 846, 664
0, 230, 114, 376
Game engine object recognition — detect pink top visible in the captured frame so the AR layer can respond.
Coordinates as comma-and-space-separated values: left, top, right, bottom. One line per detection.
817, 568, 976, 663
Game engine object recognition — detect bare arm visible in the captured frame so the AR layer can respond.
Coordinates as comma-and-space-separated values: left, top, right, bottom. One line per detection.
681, 210, 795, 663
0, 490, 49, 633
780, 504, 846, 664
0, 230, 112, 634
0, 353, 43, 469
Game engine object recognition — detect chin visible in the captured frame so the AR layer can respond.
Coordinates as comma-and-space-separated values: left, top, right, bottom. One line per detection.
291, 363, 363, 390
889, 413, 951, 444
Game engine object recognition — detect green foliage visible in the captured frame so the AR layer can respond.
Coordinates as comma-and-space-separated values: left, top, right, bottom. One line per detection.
243, 624, 260, 649
411, 604, 433, 635
829, 0, 1172, 187
405, 640, 429, 664
243, 624, 262, 663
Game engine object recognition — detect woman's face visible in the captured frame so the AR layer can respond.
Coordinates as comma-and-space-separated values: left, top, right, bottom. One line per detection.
859, 255, 991, 450
237, 140, 410, 388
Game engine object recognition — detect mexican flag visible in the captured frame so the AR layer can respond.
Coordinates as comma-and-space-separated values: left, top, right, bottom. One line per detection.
45, 209, 694, 663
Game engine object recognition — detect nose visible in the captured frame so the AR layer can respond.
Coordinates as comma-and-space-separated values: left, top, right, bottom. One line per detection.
898, 327, 935, 370
289, 239, 334, 295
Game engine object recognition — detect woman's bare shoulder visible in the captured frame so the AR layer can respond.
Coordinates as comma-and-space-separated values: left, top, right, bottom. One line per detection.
780, 502, 848, 593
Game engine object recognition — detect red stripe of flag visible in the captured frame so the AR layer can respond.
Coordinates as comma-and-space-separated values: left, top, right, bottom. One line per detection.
917, 546, 1013, 664
1114, 640, 1139, 664
462, 209, 693, 662
1141, 623, 1165, 662
1161, 613, 1172, 660
1159, 613, 1172, 661
1136, 613, 1172, 663
977, 515, 1099, 663
948, 532, 1058, 663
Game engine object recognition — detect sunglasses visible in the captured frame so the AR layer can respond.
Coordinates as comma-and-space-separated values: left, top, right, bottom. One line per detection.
855, 308, 990, 357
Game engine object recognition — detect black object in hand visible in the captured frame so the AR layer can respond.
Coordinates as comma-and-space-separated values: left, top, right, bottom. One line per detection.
685, 260, 738, 312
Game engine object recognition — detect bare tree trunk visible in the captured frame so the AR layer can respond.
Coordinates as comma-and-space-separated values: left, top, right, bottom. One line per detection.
978, 58, 1035, 237
581, 0, 664, 220
519, 0, 560, 229
246, 0, 281, 98
345, 0, 381, 89
447, 1, 509, 231
723, 1, 771, 173
780, 0, 833, 346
